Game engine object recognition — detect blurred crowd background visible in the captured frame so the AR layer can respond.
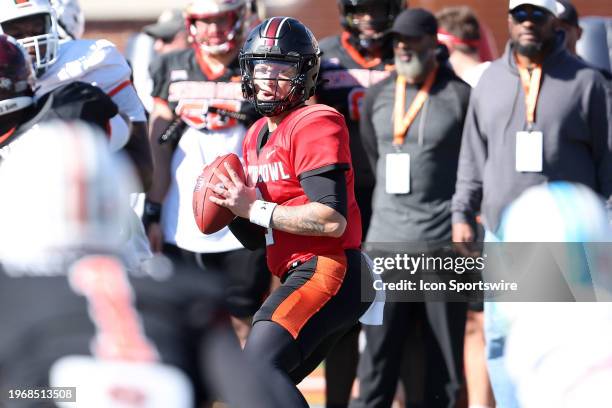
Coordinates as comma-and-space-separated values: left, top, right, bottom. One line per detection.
80, 0, 609, 58
0, 0, 610, 407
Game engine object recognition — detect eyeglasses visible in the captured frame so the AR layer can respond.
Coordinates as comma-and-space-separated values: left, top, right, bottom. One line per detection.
510, 8, 550, 24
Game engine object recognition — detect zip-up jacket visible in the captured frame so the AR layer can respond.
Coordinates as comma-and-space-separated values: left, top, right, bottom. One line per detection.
452, 35, 612, 232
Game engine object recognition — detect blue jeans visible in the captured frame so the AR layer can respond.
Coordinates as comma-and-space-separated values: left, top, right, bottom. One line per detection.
483, 230, 520, 408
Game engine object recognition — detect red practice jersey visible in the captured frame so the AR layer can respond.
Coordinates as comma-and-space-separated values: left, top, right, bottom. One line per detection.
243, 104, 362, 277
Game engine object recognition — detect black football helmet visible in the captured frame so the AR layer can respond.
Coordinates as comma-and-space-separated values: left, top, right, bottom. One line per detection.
337, 0, 406, 50
239, 17, 321, 117
0, 34, 35, 119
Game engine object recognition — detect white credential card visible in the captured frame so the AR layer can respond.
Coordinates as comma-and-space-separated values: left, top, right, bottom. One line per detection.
386, 152, 411, 194
516, 131, 543, 172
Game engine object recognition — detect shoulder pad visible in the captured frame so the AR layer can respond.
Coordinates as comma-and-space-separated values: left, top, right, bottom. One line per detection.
37, 39, 131, 96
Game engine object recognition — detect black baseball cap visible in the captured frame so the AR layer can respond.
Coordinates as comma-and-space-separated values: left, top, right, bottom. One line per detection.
389, 8, 438, 38
143, 9, 184, 41
556, 0, 579, 27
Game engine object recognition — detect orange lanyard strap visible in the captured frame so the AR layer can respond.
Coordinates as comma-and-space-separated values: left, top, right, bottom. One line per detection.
393, 66, 438, 146
515, 55, 542, 126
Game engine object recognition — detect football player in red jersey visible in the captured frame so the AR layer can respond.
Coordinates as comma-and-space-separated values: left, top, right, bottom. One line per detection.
208, 17, 377, 406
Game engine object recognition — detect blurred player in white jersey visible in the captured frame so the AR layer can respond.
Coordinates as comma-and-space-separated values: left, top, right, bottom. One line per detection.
0, 34, 123, 158
499, 182, 612, 408
50, 0, 85, 40
0, 0, 153, 272
0, 0, 153, 190
0, 121, 287, 408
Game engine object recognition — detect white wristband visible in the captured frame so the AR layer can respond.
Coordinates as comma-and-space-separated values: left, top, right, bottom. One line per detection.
249, 200, 277, 228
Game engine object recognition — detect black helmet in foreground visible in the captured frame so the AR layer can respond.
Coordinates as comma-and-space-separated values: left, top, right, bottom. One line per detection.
239, 17, 321, 117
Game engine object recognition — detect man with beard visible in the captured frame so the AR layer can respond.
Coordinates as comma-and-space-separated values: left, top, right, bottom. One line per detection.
452, 0, 612, 406
351, 9, 470, 408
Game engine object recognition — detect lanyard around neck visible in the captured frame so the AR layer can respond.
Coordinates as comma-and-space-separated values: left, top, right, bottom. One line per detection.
393, 66, 438, 146
515, 55, 542, 127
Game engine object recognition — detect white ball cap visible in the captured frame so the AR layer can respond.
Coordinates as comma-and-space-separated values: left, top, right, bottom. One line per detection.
509, 0, 559, 16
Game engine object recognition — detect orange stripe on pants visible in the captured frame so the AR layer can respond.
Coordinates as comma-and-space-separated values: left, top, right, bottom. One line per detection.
272, 254, 347, 339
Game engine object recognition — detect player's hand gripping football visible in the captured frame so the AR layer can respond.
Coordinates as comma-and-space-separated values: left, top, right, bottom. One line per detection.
208, 162, 257, 219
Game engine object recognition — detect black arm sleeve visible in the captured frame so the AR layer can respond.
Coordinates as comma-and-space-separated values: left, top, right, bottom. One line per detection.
228, 217, 266, 250
300, 169, 348, 219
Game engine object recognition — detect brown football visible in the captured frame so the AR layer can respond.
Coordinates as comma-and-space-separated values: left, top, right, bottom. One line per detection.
193, 153, 245, 235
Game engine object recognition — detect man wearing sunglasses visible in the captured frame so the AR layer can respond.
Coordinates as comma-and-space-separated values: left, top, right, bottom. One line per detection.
452, 0, 612, 406
508, 1, 558, 60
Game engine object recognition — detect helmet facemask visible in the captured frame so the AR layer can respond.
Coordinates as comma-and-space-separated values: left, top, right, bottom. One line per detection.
1, 13, 59, 75
344, 4, 389, 37
338, 0, 403, 53
241, 54, 320, 117
187, 6, 246, 55
239, 17, 321, 117
241, 57, 302, 116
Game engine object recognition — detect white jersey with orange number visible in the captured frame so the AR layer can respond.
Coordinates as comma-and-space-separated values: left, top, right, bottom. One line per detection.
35, 38, 146, 123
